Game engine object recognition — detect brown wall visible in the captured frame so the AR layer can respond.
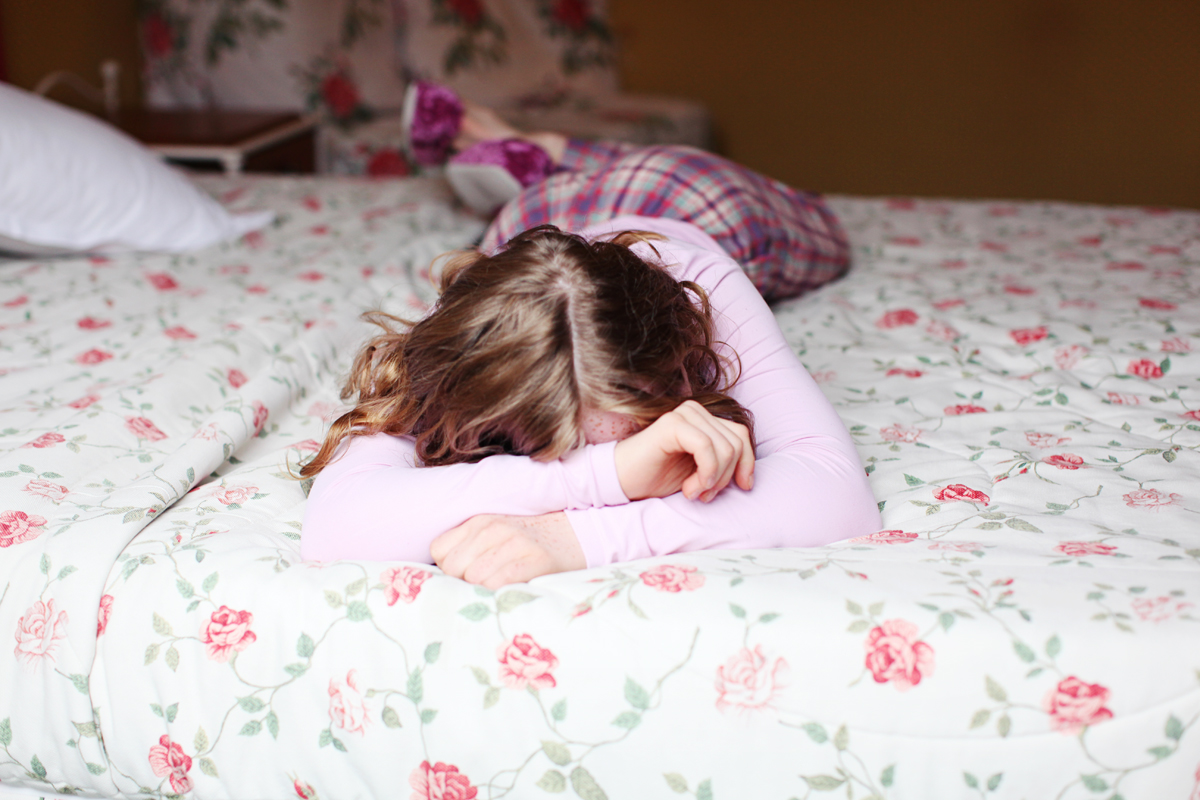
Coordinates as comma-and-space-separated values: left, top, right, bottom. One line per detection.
0, 0, 143, 109
4, 0, 1199, 209
612, 0, 1200, 209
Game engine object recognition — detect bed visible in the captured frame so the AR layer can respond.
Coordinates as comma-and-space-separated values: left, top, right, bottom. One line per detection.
1, 174, 1197, 800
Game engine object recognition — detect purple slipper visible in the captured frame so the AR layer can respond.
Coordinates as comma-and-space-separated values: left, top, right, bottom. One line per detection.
401, 81, 464, 166
445, 139, 555, 215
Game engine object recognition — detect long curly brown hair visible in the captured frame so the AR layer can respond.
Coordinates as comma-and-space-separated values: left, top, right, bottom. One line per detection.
300, 225, 753, 477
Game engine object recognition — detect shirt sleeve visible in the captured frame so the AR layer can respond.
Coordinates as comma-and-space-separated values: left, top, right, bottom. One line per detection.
564, 231, 882, 567
300, 435, 628, 563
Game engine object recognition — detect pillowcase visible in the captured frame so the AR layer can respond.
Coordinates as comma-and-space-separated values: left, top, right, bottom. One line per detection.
0, 83, 272, 256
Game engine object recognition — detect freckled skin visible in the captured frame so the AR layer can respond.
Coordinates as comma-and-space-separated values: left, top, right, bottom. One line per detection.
581, 408, 640, 444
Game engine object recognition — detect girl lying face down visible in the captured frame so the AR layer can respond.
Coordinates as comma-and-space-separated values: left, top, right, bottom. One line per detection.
300, 222, 880, 587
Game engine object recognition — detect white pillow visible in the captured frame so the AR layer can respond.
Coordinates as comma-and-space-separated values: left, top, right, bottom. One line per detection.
0, 83, 272, 255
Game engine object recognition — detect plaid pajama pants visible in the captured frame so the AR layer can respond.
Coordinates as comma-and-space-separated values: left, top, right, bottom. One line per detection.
480, 139, 851, 302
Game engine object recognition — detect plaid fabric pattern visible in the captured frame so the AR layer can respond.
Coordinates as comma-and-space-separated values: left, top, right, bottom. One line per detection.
481, 140, 851, 301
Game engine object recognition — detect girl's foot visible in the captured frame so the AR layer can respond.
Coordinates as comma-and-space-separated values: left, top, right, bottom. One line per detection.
401, 81, 464, 166
403, 80, 568, 167
446, 138, 555, 215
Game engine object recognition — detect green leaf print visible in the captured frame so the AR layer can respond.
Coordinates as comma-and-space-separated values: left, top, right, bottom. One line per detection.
880, 764, 895, 787
496, 591, 537, 612
407, 669, 424, 704
663, 773, 688, 793
569, 766, 609, 800
542, 740, 571, 766
297, 633, 315, 659
1080, 774, 1108, 792
346, 601, 371, 621
611, 711, 641, 729
0, 718, 11, 746
624, 678, 650, 710
805, 774, 844, 790
904, 474, 924, 486
30, 754, 46, 780
382, 706, 402, 728
801, 722, 828, 743
696, 779, 713, 800
551, 699, 567, 721
424, 642, 442, 664
459, 603, 491, 621
1166, 714, 1184, 741
536, 770, 567, 792
153, 613, 173, 636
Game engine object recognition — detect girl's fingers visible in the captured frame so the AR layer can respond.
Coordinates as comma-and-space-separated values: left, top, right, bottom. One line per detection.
671, 402, 742, 501
435, 516, 500, 579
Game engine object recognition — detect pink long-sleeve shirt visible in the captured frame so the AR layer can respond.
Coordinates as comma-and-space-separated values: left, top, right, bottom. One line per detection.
301, 216, 881, 566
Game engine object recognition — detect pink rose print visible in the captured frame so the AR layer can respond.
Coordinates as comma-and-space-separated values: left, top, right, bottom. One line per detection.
1044, 676, 1113, 734
308, 401, 339, 420
298, 271, 324, 282
1162, 337, 1191, 353
1131, 596, 1194, 623
201, 606, 257, 662
1054, 344, 1086, 370
23, 432, 65, 448
23, 479, 68, 502
321, 71, 361, 119
875, 309, 919, 329
714, 645, 788, 712
146, 272, 179, 291
1106, 260, 1145, 271
1010, 326, 1049, 346
1139, 297, 1177, 311
367, 149, 410, 177
14, 599, 68, 665
1184, 410, 1200, 422
497, 634, 559, 690
552, 0, 590, 31
890, 236, 922, 246
292, 439, 321, 452
164, 326, 196, 340
864, 619, 935, 691
213, 484, 258, 505
932, 298, 965, 310
880, 424, 922, 443
383, 566, 430, 605
639, 564, 706, 592
1127, 359, 1163, 380
1123, 488, 1181, 510
76, 347, 112, 367
97, 594, 114, 636
925, 320, 960, 342
1004, 284, 1035, 296
850, 530, 916, 545
148, 736, 193, 794
981, 241, 1008, 252
1055, 541, 1115, 557
944, 404, 987, 415
251, 401, 269, 434
1026, 432, 1070, 448
934, 484, 990, 505
294, 778, 318, 799
142, 13, 175, 58
227, 368, 248, 388
885, 368, 924, 378
4, 294, 28, 307
809, 370, 836, 384
302, 195, 321, 212
409, 760, 478, 800
77, 316, 111, 330
329, 669, 369, 733
1043, 454, 1084, 469
246, 284, 268, 294
928, 540, 983, 552
941, 258, 966, 269
68, 394, 100, 409
193, 423, 219, 441
126, 416, 167, 441
1107, 392, 1140, 405
0, 510, 48, 547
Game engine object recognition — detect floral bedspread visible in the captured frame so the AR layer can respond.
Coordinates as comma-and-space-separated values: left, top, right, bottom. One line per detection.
0, 178, 1197, 800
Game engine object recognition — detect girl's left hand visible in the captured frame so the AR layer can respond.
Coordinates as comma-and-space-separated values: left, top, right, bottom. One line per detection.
431, 512, 585, 589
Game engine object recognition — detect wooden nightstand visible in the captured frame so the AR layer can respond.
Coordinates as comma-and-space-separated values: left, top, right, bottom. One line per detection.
115, 109, 319, 175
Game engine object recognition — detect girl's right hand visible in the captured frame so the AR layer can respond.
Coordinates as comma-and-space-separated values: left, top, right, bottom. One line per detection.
613, 400, 755, 503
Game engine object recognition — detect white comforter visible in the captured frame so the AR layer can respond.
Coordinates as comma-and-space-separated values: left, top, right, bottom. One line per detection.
0, 178, 1196, 800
